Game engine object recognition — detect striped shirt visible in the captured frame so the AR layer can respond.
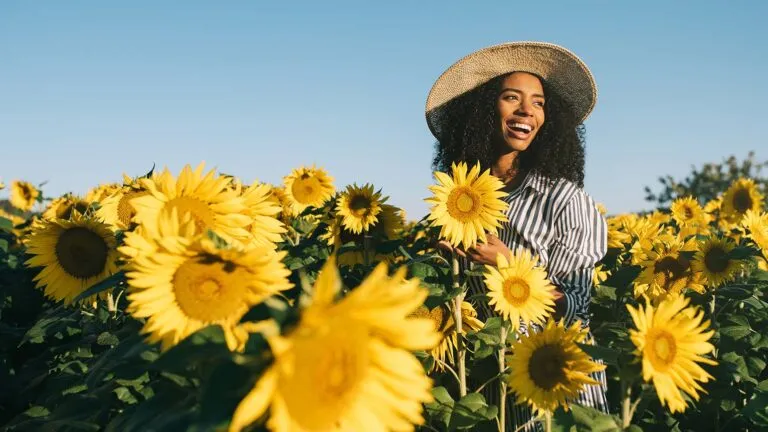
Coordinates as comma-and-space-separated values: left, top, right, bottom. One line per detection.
461, 170, 610, 431
462, 169, 608, 327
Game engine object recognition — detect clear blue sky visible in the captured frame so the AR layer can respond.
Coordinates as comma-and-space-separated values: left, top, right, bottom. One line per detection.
1, 1, 766, 219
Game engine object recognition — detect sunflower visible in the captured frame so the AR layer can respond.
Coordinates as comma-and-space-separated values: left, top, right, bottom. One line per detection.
229, 257, 439, 432
283, 165, 336, 215
267, 185, 295, 223
721, 178, 764, 224
483, 250, 556, 326
634, 238, 704, 302
606, 215, 632, 249
235, 180, 286, 248
85, 182, 121, 203
424, 161, 508, 250
595, 202, 607, 216
670, 196, 710, 238
410, 301, 484, 372
627, 296, 717, 413
96, 175, 153, 231
593, 264, 611, 286
322, 204, 404, 266
43, 195, 91, 220
506, 319, 605, 414
742, 210, 768, 260
336, 183, 387, 234
25, 214, 119, 305
130, 163, 252, 245
121, 209, 292, 352
703, 196, 722, 214
691, 237, 743, 288
647, 210, 672, 226
10, 180, 40, 212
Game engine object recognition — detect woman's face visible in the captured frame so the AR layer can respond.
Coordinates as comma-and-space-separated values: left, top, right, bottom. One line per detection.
495, 72, 546, 152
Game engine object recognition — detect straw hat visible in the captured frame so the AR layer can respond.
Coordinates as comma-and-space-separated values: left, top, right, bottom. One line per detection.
425, 41, 597, 141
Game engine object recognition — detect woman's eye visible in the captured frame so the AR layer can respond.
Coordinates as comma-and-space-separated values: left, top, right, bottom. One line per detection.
503, 95, 518, 101
534, 101, 545, 107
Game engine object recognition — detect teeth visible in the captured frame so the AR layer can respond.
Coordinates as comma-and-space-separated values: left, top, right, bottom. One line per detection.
510, 123, 532, 132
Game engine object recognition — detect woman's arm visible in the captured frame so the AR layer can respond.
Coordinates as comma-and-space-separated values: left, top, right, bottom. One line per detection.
548, 192, 608, 326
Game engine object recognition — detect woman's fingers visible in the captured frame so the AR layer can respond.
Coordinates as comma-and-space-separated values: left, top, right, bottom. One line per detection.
438, 240, 468, 258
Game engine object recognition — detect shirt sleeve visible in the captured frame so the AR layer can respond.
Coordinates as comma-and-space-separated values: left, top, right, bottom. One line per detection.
547, 192, 608, 326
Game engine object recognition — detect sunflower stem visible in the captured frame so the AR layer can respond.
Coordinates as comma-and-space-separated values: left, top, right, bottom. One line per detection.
621, 380, 633, 428
544, 410, 552, 432
499, 324, 508, 432
452, 251, 467, 397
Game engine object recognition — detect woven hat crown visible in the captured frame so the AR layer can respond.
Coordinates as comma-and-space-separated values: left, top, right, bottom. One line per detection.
425, 41, 597, 141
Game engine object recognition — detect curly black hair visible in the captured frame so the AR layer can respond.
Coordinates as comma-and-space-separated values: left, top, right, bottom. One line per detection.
431, 73, 587, 187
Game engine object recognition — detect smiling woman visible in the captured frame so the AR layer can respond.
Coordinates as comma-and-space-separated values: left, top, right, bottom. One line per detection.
425, 41, 608, 430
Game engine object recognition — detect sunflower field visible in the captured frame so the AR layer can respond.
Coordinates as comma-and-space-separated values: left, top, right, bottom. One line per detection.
0, 160, 767, 432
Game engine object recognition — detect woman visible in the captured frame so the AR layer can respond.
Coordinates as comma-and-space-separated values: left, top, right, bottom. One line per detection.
426, 42, 609, 430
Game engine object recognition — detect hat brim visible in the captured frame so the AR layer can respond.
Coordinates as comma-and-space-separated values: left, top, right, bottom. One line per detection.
425, 41, 597, 141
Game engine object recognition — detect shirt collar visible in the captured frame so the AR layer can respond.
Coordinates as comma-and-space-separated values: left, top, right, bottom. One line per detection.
519, 170, 549, 195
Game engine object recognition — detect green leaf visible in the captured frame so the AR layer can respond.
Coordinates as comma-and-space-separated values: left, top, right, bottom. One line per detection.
449, 392, 498, 430
717, 285, 753, 300
601, 265, 642, 295
24, 406, 50, 418
743, 391, 768, 426
576, 343, 620, 366
0, 238, 8, 253
115, 372, 150, 391
720, 325, 752, 339
725, 315, 750, 327
114, 386, 139, 404
62, 384, 88, 396
0, 216, 13, 232
424, 386, 454, 428
72, 271, 125, 303
569, 404, 620, 432
757, 379, 768, 393
153, 325, 230, 373
747, 356, 767, 377
197, 359, 262, 430
97, 331, 120, 346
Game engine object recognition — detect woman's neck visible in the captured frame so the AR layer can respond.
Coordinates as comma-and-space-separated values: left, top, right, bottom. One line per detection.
491, 151, 527, 190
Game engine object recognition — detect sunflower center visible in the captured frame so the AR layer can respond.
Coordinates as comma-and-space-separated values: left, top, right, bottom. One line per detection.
447, 187, 481, 221
348, 195, 372, 216
683, 206, 694, 220
118, 191, 148, 227
429, 305, 452, 333
292, 176, 322, 204
166, 197, 216, 232
654, 256, 687, 279
733, 189, 753, 213
172, 257, 248, 322
55, 227, 109, 279
502, 277, 531, 306
528, 343, 567, 391
704, 246, 729, 273
20, 184, 33, 200
647, 329, 677, 370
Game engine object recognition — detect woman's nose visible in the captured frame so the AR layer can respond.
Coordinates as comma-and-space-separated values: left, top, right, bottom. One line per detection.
515, 100, 534, 116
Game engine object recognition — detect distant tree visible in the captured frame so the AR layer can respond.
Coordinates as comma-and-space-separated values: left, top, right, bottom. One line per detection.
644, 152, 768, 208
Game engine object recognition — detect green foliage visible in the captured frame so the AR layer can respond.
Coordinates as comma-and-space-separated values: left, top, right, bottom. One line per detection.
644, 152, 768, 207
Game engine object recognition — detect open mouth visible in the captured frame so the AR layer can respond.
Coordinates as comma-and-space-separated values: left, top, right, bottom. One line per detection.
506, 122, 534, 140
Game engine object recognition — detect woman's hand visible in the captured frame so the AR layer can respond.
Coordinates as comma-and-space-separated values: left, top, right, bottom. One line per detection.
438, 234, 512, 266
466, 234, 513, 266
